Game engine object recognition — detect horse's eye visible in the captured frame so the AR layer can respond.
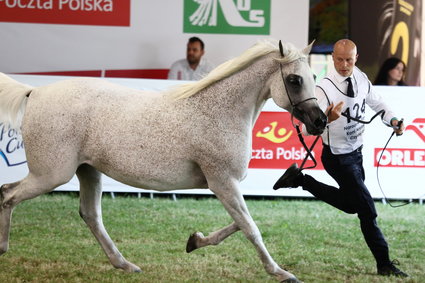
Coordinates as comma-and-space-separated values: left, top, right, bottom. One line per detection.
286, 74, 303, 86
313, 74, 317, 82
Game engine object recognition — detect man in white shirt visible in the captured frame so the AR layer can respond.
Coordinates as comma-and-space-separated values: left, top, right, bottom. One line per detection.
168, 37, 214, 81
274, 39, 408, 278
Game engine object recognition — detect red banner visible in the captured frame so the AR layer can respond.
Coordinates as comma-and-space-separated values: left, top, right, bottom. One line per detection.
249, 112, 324, 169
375, 148, 425, 168
0, 0, 130, 26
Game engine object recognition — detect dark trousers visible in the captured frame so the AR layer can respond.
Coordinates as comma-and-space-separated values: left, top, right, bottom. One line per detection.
303, 145, 391, 267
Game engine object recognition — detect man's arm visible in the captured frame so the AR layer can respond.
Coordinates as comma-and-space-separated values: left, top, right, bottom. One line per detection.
365, 81, 404, 134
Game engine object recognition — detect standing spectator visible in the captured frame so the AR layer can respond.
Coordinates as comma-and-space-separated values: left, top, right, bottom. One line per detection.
274, 39, 408, 278
168, 37, 214, 81
374, 57, 407, 86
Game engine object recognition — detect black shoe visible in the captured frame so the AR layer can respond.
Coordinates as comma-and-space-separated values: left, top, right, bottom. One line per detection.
273, 163, 304, 190
377, 260, 409, 277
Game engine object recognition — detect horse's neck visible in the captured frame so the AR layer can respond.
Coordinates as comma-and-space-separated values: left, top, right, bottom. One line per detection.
196, 54, 277, 123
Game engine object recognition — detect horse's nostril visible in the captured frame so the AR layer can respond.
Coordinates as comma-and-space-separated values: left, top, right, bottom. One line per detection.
314, 116, 327, 128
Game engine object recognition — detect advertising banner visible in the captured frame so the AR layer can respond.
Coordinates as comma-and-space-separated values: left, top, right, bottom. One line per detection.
350, 0, 422, 86
0, 0, 130, 26
1, 75, 423, 200
0, 1, 309, 75
183, 0, 271, 35
250, 112, 323, 169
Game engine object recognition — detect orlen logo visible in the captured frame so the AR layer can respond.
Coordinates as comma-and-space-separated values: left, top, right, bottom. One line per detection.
374, 148, 425, 168
0, 123, 26, 167
374, 118, 425, 168
249, 112, 323, 169
405, 118, 425, 142
184, 0, 270, 35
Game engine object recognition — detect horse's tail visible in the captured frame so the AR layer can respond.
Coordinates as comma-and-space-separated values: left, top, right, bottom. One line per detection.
0, 73, 33, 129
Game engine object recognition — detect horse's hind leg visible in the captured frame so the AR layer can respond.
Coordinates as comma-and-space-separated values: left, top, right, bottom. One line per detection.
208, 177, 300, 283
0, 173, 68, 254
0, 180, 21, 254
186, 222, 239, 252
76, 164, 141, 272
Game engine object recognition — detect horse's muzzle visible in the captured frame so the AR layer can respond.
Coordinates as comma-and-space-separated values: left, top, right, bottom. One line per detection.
295, 107, 327, 136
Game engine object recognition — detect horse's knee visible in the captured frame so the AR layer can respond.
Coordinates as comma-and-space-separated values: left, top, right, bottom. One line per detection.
79, 209, 100, 226
79, 209, 92, 221
0, 183, 18, 209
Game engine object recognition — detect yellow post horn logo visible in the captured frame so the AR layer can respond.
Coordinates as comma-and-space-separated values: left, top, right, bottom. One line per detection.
256, 121, 292, 143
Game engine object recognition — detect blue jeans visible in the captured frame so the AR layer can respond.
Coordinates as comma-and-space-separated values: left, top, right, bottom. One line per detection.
303, 145, 391, 267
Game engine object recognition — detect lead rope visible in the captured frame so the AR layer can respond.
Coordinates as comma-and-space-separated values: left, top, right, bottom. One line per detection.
295, 125, 320, 170
296, 109, 386, 171
376, 119, 411, 207
294, 111, 413, 207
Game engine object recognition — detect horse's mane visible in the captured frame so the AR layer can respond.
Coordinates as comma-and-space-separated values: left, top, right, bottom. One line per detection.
168, 39, 306, 100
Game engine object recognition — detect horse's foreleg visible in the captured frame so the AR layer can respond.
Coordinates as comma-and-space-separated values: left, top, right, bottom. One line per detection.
186, 222, 239, 252
76, 164, 141, 273
208, 178, 300, 283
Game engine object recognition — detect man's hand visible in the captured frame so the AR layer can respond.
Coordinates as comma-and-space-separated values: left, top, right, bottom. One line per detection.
391, 119, 405, 136
325, 101, 344, 123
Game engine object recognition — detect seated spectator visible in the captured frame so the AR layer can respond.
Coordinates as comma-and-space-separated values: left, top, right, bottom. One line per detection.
374, 57, 407, 86
168, 37, 214, 81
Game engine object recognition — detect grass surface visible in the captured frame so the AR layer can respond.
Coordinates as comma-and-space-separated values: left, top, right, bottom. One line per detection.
0, 193, 423, 282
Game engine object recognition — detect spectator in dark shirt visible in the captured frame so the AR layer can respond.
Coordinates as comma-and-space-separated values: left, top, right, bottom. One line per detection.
374, 57, 407, 86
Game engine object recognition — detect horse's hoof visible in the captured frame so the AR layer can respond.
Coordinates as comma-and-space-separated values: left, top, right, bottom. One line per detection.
186, 232, 200, 253
281, 277, 301, 283
0, 246, 8, 256
119, 261, 142, 273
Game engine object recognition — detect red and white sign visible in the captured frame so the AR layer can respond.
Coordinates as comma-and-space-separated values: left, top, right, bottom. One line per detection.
375, 148, 425, 168
0, 0, 130, 26
249, 112, 323, 169
374, 117, 425, 168
1, 76, 424, 199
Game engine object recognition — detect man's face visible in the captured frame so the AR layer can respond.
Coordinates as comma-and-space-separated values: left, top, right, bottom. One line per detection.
332, 45, 358, 77
186, 41, 204, 65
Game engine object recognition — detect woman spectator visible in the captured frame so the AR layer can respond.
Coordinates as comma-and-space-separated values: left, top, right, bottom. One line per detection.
374, 57, 407, 86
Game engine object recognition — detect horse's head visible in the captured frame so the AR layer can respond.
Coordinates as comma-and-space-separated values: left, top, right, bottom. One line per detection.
269, 41, 327, 135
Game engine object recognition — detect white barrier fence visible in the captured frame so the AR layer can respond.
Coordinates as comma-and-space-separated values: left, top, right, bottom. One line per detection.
1, 75, 424, 201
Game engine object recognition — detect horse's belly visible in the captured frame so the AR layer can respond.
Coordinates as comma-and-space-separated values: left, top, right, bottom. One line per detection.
91, 158, 208, 192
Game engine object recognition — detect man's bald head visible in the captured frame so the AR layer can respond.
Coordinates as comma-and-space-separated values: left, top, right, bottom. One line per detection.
334, 39, 357, 54
332, 39, 358, 77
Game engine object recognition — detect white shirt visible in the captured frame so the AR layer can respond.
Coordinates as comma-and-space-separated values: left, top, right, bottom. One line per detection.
313, 67, 396, 154
167, 57, 214, 81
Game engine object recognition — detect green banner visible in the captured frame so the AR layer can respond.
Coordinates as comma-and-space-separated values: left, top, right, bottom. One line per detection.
184, 0, 270, 35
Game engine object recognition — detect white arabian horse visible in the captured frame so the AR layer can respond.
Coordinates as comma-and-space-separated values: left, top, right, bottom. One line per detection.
0, 40, 327, 282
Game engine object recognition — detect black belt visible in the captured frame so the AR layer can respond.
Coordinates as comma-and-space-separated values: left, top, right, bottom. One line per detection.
323, 144, 363, 155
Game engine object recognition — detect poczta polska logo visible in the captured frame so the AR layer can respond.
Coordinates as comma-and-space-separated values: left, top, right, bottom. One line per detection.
0, 123, 26, 167
184, 0, 270, 35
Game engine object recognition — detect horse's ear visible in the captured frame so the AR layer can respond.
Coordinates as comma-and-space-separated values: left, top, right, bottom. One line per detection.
302, 40, 315, 55
279, 40, 284, 57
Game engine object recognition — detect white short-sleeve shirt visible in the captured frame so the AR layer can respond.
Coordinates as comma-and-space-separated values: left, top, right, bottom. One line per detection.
167, 58, 214, 81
